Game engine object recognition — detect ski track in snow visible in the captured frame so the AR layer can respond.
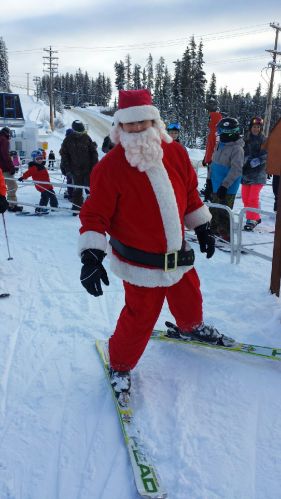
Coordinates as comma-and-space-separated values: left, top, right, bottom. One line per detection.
0, 97, 280, 498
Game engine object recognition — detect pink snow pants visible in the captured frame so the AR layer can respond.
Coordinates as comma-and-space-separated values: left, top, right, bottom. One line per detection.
109, 268, 202, 371
241, 184, 264, 220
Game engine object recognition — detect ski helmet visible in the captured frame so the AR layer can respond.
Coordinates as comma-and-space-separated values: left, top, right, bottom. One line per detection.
217, 117, 240, 136
249, 117, 263, 129
31, 149, 41, 159
167, 122, 181, 131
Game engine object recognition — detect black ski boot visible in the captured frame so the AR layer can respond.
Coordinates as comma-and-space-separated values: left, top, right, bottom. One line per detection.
109, 367, 131, 407
244, 219, 261, 231
165, 321, 236, 347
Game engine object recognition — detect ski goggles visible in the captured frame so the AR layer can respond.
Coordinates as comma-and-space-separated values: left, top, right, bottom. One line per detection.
167, 123, 181, 131
217, 126, 240, 135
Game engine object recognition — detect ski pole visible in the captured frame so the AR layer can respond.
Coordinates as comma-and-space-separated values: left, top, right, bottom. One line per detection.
1, 214, 13, 260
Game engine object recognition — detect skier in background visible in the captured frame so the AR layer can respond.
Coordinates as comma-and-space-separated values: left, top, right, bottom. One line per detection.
18, 151, 58, 213
166, 122, 181, 142
48, 150, 56, 170
241, 117, 267, 231
0, 127, 23, 212
60, 129, 74, 200
201, 97, 222, 202
78, 89, 234, 406
60, 120, 98, 214
210, 117, 244, 241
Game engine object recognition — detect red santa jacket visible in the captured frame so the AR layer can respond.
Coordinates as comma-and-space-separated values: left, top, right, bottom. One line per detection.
22, 163, 53, 192
79, 140, 211, 287
204, 111, 222, 164
0, 168, 7, 196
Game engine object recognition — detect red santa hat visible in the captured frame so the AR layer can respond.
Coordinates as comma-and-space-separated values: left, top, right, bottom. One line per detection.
114, 89, 160, 124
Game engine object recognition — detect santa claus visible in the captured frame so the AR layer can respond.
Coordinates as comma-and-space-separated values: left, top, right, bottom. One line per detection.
78, 89, 232, 406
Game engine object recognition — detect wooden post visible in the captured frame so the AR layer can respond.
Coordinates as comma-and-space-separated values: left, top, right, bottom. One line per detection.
270, 178, 281, 296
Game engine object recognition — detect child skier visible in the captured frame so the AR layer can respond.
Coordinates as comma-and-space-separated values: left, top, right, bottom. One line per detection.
18, 151, 58, 213
48, 150, 56, 170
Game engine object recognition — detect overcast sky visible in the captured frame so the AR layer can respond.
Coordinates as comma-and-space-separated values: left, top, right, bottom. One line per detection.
1, 0, 281, 100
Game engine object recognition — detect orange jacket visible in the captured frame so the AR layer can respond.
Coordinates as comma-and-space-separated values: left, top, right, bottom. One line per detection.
0, 168, 7, 196
204, 111, 222, 164
262, 118, 281, 176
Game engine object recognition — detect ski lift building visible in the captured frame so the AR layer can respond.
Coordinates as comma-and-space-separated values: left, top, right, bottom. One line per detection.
0, 92, 25, 128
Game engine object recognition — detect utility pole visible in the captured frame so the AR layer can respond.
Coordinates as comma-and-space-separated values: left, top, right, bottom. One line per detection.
263, 22, 281, 137
33, 76, 41, 102
43, 46, 58, 131
25, 72, 30, 96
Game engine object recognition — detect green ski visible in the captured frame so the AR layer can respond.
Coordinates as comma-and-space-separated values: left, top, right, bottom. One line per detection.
150, 329, 281, 362
96, 339, 167, 499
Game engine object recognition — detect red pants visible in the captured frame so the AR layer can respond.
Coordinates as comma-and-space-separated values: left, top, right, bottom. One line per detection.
109, 268, 202, 370
241, 184, 264, 220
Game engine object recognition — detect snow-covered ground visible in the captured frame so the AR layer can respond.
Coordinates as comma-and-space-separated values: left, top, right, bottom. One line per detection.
0, 96, 280, 499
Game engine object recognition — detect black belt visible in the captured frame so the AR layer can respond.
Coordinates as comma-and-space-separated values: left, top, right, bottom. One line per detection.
109, 237, 195, 272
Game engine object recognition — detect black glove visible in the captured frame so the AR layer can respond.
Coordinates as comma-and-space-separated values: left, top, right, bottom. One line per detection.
202, 159, 208, 167
18, 176, 24, 182
216, 185, 227, 200
195, 222, 215, 259
0, 195, 9, 214
80, 249, 109, 297
204, 178, 213, 201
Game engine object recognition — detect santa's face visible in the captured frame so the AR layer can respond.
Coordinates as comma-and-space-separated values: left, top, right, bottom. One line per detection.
119, 123, 163, 172
120, 120, 153, 133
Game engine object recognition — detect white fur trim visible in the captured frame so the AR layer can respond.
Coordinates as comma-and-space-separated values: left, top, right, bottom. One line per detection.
146, 167, 182, 251
184, 204, 212, 230
114, 105, 160, 124
109, 246, 192, 287
78, 231, 107, 256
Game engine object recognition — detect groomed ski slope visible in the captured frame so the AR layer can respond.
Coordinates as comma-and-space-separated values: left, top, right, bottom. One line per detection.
0, 96, 280, 499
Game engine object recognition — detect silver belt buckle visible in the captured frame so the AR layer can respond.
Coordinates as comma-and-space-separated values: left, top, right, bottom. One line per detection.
164, 251, 178, 272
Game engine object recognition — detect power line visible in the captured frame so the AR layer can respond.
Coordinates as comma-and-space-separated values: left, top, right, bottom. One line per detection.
7, 23, 270, 55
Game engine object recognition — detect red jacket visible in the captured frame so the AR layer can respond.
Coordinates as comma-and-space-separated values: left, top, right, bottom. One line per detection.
204, 111, 222, 164
22, 163, 53, 192
0, 168, 7, 196
0, 133, 14, 173
79, 140, 211, 288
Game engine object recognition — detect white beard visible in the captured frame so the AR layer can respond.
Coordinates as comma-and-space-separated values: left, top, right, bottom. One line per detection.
119, 126, 164, 172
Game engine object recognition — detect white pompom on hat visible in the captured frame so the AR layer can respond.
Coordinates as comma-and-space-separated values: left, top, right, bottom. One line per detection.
113, 89, 160, 125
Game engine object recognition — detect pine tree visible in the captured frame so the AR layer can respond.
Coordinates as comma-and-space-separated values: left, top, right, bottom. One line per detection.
0, 37, 10, 92
125, 54, 132, 90
192, 40, 207, 146
171, 59, 182, 123
252, 84, 266, 119
161, 66, 173, 123
154, 56, 165, 114
141, 68, 147, 89
133, 64, 142, 89
206, 73, 217, 101
180, 44, 192, 145
114, 61, 126, 90
146, 54, 154, 93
